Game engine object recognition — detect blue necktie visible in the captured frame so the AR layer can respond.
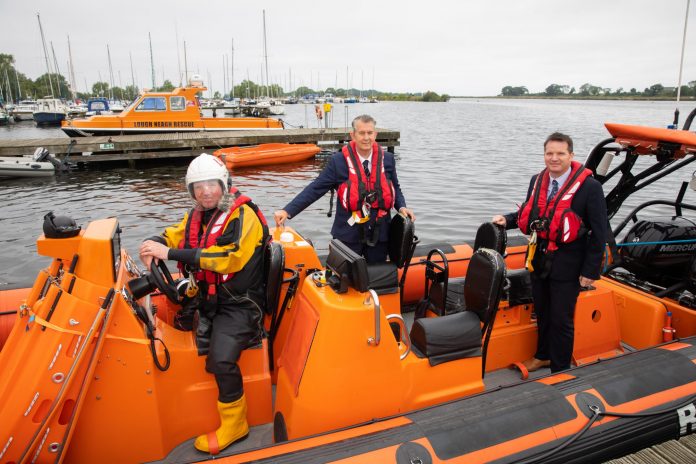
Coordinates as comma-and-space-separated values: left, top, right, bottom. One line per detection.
548, 179, 559, 201
363, 159, 370, 177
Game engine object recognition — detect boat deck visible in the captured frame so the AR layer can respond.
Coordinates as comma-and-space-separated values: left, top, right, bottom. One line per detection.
150, 309, 689, 464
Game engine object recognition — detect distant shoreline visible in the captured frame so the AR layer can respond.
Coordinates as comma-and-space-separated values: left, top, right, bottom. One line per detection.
450, 95, 696, 101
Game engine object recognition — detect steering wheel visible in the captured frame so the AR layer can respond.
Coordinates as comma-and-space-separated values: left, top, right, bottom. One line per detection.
149, 260, 181, 304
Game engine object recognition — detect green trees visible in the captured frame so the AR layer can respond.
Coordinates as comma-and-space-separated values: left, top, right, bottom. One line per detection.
499, 81, 695, 99
501, 86, 529, 96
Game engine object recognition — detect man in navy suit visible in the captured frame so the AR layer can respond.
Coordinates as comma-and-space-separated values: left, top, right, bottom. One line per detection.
493, 132, 607, 373
274, 114, 415, 263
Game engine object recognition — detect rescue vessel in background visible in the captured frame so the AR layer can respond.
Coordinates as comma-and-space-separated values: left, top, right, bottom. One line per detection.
60, 76, 284, 137
1, 112, 696, 463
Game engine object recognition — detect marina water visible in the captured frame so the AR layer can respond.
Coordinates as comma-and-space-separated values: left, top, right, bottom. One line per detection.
0, 99, 692, 287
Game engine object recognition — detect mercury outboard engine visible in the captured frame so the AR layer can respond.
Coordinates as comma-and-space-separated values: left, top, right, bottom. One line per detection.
619, 217, 696, 289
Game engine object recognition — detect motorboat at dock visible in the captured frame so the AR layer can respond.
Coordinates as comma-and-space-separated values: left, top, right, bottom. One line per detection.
1, 111, 696, 463
61, 77, 284, 137
0, 147, 71, 178
33, 98, 68, 126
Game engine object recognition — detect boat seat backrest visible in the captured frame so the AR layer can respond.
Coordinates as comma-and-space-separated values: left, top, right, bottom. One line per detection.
464, 248, 506, 325
505, 268, 533, 307
388, 213, 415, 268
366, 262, 399, 295
473, 222, 507, 255
264, 241, 285, 315
410, 248, 506, 369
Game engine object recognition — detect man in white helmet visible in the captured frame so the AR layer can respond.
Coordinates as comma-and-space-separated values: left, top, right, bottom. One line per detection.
140, 153, 269, 454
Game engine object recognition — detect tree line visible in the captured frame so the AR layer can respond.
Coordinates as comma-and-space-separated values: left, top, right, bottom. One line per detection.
501, 82, 696, 98
0, 52, 450, 104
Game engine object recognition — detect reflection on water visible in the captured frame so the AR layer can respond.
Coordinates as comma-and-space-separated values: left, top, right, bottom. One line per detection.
1, 99, 694, 286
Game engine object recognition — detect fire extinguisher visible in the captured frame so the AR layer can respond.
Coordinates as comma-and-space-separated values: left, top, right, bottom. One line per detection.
663, 311, 676, 342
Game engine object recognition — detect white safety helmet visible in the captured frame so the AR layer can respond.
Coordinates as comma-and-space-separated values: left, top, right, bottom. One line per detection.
185, 153, 229, 204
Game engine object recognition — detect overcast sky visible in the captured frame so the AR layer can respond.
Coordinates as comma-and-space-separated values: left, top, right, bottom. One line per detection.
1, 0, 694, 96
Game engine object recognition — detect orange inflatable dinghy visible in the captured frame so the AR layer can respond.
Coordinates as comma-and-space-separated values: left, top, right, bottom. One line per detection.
213, 143, 321, 169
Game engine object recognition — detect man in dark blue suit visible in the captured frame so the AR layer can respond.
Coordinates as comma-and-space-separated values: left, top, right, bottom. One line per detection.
274, 114, 415, 263
493, 132, 607, 373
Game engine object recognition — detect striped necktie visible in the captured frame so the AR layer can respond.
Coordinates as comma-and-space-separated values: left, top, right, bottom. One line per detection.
363, 159, 370, 177
548, 179, 559, 201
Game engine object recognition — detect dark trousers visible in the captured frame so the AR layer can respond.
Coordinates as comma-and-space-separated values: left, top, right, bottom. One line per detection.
206, 295, 262, 403
343, 240, 388, 263
531, 275, 580, 372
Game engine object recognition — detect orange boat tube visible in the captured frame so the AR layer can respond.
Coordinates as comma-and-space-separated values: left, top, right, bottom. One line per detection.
213, 143, 321, 169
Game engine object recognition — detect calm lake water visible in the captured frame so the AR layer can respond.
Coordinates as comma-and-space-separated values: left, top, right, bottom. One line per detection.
1, 98, 694, 287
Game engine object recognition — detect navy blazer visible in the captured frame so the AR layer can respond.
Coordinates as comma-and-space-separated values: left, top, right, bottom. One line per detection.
284, 150, 407, 244
504, 174, 608, 281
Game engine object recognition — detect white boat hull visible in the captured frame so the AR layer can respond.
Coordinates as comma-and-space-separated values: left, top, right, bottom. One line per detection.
0, 157, 55, 177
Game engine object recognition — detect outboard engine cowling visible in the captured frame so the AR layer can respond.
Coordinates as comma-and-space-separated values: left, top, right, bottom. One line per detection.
619, 217, 696, 288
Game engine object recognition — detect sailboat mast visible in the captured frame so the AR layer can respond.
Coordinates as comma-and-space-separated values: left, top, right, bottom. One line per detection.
129, 51, 136, 98
14, 67, 21, 100
67, 35, 77, 99
50, 41, 65, 99
222, 55, 226, 97
149, 32, 156, 89
263, 10, 269, 98
5, 70, 12, 103
107, 44, 115, 100
175, 22, 182, 86
183, 40, 188, 86
36, 13, 55, 97
230, 39, 234, 99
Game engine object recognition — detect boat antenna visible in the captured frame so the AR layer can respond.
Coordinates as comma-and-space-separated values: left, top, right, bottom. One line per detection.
36, 14, 54, 97
149, 32, 156, 89
674, 0, 691, 128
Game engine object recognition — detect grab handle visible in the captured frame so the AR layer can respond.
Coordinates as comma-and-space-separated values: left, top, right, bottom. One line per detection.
365, 289, 380, 346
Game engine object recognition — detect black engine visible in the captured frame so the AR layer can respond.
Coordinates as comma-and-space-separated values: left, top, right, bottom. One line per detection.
619, 217, 696, 290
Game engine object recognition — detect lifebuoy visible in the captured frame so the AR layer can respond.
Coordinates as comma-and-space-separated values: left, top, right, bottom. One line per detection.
315, 105, 323, 120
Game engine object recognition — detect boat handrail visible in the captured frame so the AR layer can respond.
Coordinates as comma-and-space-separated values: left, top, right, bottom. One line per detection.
365, 289, 380, 346
386, 313, 411, 360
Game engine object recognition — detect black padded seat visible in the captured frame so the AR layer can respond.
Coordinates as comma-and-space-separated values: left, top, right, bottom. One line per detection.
428, 222, 507, 315
410, 311, 482, 366
411, 248, 506, 371
506, 268, 533, 306
264, 241, 285, 315
367, 262, 399, 295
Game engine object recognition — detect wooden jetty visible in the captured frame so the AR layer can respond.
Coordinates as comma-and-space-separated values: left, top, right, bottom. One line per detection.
0, 128, 400, 165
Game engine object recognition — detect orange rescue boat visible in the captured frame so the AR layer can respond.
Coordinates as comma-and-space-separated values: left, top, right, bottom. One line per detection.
61, 76, 284, 137
213, 143, 321, 169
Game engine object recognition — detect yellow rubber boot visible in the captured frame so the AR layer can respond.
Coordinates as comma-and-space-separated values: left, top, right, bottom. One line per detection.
194, 395, 249, 454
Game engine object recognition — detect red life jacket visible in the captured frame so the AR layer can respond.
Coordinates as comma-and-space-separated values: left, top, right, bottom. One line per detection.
517, 160, 593, 252
337, 141, 395, 221
179, 187, 268, 288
